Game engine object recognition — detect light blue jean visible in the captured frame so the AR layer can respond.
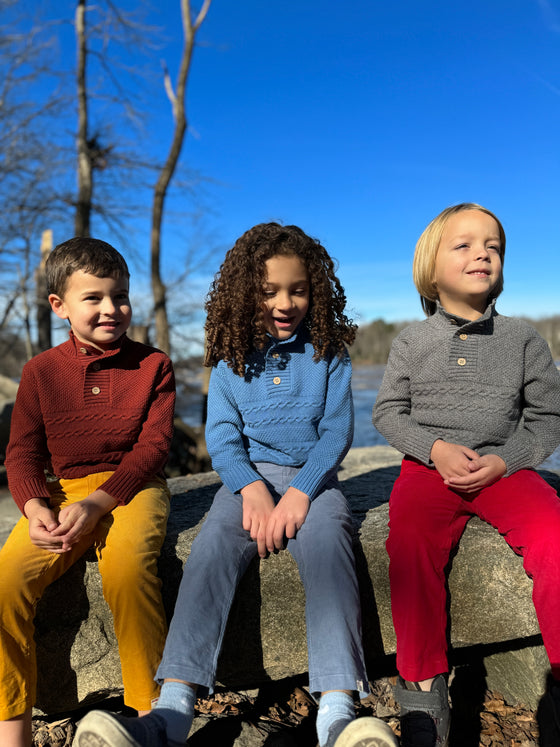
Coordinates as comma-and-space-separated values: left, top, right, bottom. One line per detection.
156, 463, 368, 698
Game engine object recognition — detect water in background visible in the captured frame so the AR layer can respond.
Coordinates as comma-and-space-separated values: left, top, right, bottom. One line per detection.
178, 363, 560, 472
352, 364, 560, 472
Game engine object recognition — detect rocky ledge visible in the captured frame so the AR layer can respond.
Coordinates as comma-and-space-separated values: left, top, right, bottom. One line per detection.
2, 446, 558, 714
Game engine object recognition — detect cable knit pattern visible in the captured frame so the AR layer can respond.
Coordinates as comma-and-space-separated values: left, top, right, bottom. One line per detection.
5, 333, 176, 512
205, 328, 354, 500
372, 301, 560, 475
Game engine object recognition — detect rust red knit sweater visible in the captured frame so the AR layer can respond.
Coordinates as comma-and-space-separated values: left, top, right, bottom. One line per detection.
5, 333, 176, 513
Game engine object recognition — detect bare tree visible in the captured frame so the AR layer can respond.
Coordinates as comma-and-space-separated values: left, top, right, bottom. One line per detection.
0, 4, 66, 359
151, 0, 212, 354
0, 1, 215, 366
75, 0, 92, 237
36, 230, 53, 351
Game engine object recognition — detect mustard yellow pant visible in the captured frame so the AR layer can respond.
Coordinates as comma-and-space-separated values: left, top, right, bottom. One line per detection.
0, 472, 170, 719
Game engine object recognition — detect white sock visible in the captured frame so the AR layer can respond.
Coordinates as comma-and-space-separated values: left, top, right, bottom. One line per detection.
154, 681, 196, 744
316, 690, 355, 747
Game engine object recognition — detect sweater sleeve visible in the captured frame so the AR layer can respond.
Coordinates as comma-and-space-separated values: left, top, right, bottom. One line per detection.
486, 331, 560, 475
372, 333, 439, 464
5, 364, 53, 512
99, 356, 176, 504
205, 364, 263, 493
289, 350, 354, 499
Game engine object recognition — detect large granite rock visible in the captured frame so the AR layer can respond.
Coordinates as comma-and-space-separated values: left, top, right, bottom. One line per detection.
1, 446, 558, 713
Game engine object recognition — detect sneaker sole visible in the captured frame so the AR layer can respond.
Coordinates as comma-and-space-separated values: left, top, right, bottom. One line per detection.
334, 717, 399, 747
74, 711, 143, 747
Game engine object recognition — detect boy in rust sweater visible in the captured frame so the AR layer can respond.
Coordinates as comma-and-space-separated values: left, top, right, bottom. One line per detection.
0, 237, 176, 747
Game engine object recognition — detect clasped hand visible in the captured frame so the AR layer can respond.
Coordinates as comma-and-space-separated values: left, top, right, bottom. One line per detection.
430, 439, 506, 492
241, 481, 310, 558
25, 489, 116, 553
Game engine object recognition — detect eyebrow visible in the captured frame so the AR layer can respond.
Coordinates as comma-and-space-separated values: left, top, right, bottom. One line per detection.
80, 286, 129, 294
448, 232, 501, 243
263, 279, 309, 287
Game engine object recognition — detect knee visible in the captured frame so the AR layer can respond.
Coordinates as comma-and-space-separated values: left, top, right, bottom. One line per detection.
386, 516, 447, 561
296, 519, 354, 574
523, 515, 560, 570
100, 550, 160, 599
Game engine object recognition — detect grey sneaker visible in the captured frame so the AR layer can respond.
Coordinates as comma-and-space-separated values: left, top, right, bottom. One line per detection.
73, 710, 168, 747
325, 716, 399, 747
395, 675, 450, 747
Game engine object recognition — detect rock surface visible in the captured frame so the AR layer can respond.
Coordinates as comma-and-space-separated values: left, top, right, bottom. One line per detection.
1, 446, 558, 716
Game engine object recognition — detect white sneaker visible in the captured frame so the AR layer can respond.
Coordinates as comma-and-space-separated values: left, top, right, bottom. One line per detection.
333, 716, 399, 747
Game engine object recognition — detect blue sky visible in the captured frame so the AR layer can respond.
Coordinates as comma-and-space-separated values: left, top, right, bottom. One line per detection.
162, 0, 560, 325
12, 0, 560, 331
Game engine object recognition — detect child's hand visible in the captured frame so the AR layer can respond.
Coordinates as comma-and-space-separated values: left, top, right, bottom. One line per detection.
25, 499, 67, 552
430, 439, 480, 481
50, 490, 117, 551
444, 453, 506, 492
265, 487, 310, 554
241, 481, 276, 558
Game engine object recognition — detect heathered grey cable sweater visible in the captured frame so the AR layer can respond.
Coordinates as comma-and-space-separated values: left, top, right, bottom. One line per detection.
372, 301, 560, 476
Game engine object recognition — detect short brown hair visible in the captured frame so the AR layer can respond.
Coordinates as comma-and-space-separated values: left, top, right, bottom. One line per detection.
46, 237, 130, 298
413, 203, 506, 316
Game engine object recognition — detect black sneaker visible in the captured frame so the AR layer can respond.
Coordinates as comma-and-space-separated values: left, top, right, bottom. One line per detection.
395, 675, 450, 747
537, 679, 560, 747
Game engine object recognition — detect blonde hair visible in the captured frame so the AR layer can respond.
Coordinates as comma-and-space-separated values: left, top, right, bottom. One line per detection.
413, 203, 506, 316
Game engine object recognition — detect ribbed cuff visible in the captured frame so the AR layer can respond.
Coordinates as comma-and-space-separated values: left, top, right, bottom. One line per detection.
220, 463, 263, 495
99, 470, 144, 505
11, 477, 51, 513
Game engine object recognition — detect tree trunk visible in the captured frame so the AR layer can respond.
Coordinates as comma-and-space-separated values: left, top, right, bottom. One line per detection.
75, 0, 92, 237
151, 0, 211, 354
36, 230, 53, 351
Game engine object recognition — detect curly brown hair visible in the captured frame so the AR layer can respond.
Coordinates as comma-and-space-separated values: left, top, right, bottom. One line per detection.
204, 222, 356, 376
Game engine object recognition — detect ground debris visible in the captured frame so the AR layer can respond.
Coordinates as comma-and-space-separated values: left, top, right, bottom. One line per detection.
196, 689, 253, 717
32, 717, 75, 747
478, 690, 538, 746
31, 678, 541, 746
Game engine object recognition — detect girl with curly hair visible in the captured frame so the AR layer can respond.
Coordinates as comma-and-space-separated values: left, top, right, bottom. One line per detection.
75, 222, 397, 747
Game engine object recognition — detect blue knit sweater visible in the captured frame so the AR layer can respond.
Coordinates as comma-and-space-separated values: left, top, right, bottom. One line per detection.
205, 328, 354, 499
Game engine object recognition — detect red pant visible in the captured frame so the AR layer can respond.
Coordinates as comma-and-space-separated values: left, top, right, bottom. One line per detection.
387, 458, 560, 682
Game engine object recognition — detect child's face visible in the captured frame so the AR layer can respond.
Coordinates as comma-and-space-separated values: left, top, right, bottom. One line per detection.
434, 210, 502, 319
49, 270, 132, 351
262, 254, 310, 340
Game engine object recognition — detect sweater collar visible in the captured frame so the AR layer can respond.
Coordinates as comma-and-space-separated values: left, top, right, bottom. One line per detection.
69, 329, 128, 359
433, 298, 498, 331
265, 323, 309, 351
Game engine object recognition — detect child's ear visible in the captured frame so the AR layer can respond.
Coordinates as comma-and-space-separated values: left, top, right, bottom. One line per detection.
49, 294, 69, 320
